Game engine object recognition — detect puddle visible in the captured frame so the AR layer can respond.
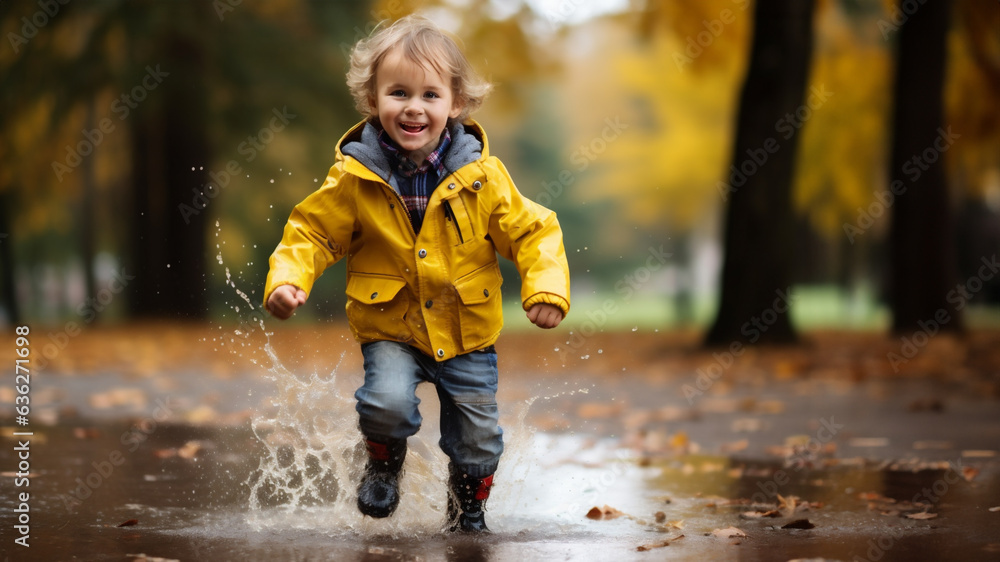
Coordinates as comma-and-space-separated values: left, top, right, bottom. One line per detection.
4, 414, 1000, 561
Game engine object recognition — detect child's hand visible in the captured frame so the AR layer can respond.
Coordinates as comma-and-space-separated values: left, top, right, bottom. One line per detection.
267, 284, 307, 320
527, 303, 563, 329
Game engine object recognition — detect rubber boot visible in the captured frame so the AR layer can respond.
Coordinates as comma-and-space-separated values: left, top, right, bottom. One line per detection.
357, 439, 406, 518
448, 465, 493, 533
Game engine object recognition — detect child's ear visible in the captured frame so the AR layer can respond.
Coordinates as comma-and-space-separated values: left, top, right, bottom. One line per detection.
449, 99, 464, 119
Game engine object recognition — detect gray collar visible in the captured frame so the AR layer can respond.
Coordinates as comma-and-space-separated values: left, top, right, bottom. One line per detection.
341, 121, 483, 192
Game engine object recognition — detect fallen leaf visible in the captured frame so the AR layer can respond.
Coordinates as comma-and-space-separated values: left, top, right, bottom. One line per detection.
669, 431, 689, 449
781, 518, 816, 529
127, 555, 180, 562
913, 440, 953, 450
907, 397, 944, 412
731, 418, 764, 432
755, 399, 785, 414
741, 510, 780, 519
118, 519, 139, 527
637, 535, 684, 551
576, 402, 623, 419
721, 439, 749, 453
905, 512, 938, 520
777, 494, 798, 516
963, 466, 980, 482
961, 450, 997, 458
177, 440, 203, 459
848, 437, 890, 447
586, 505, 625, 520
73, 427, 102, 439
711, 526, 747, 539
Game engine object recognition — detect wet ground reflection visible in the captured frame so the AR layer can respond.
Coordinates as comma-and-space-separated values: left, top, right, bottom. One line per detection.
2, 421, 999, 561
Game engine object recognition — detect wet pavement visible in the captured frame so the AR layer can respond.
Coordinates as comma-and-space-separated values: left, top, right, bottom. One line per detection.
2, 326, 1000, 561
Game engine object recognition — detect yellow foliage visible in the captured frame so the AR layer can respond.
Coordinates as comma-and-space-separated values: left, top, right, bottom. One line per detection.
945, 0, 1000, 199
563, 12, 749, 231
793, 0, 891, 238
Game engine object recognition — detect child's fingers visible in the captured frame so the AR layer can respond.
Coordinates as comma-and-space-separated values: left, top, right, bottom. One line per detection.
267, 286, 302, 319
526, 305, 540, 323
538, 309, 561, 328
527, 304, 563, 329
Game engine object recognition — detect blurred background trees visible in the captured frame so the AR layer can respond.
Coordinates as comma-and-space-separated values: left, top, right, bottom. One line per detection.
2, 0, 999, 343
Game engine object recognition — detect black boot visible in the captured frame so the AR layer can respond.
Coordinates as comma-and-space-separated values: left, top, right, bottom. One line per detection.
448, 465, 494, 533
357, 439, 406, 518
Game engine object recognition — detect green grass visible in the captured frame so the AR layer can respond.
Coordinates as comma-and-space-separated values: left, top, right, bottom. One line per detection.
502, 284, 1000, 333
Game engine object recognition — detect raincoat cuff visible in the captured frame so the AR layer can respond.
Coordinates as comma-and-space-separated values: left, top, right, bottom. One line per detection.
523, 292, 569, 316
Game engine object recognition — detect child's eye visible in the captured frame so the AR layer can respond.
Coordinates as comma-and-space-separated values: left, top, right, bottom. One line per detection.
390, 90, 406, 97
424, 91, 440, 99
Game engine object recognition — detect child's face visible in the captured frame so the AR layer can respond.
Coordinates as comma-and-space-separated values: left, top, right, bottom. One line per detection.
374, 48, 462, 164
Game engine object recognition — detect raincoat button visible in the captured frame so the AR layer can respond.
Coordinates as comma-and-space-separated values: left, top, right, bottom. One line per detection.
418, 249, 427, 258
437, 348, 445, 358
370, 292, 378, 300
425, 300, 433, 308
448, 183, 456, 190
483, 289, 489, 297
472, 180, 482, 190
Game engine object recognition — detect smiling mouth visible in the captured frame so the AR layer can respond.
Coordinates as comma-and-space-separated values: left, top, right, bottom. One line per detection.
400, 123, 427, 133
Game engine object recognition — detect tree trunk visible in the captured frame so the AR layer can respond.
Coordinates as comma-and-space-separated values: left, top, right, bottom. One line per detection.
888, 0, 961, 334
705, 0, 816, 346
127, 35, 211, 319
80, 102, 98, 302
0, 192, 19, 325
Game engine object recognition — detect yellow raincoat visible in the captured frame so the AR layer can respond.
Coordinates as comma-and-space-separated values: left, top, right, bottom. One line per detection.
264, 120, 570, 361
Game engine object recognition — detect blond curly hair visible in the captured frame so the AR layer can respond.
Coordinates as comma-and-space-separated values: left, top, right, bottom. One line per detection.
346, 14, 492, 122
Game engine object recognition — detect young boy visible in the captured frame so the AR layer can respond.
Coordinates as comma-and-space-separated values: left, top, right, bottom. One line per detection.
264, 15, 570, 532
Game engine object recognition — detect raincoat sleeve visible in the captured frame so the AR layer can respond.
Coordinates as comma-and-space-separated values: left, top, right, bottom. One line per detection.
263, 165, 358, 307
486, 158, 571, 316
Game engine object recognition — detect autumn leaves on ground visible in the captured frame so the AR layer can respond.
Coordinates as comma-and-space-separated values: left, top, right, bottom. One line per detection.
8, 322, 1000, 555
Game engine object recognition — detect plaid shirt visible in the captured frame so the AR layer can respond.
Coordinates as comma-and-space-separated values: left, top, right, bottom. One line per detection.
377, 127, 452, 233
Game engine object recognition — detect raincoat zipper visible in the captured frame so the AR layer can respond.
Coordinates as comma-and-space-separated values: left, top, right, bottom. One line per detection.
442, 199, 464, 243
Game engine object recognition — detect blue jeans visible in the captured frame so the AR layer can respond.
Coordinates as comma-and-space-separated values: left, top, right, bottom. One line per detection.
355, 341, 503, 478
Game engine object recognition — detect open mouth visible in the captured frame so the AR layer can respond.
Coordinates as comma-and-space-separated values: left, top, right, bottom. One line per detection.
399, 123, 427, 134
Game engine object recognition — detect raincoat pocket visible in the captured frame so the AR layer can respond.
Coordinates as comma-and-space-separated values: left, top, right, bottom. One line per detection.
442, 197, 475, 246
454, 262, 503, 349
345, 272, 411, 341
